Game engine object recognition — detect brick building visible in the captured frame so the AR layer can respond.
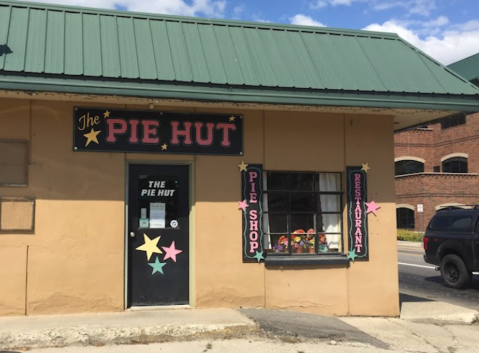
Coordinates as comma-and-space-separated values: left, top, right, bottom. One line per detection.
395, 53, 479, 231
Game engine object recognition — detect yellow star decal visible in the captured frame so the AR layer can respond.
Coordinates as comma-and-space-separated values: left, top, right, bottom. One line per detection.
229, 116, 236, 122
361, 163, 371, 173
83, 128, 101, 147
161, 143, 168, 151
238, 161, 248, 172
136, 233, 162, 261
103, 110, 110, 118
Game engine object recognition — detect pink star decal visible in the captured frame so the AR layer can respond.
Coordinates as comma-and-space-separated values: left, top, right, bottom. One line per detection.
162, 241, 183, 262
238, 200, 249, 212
365, 199, 381, 216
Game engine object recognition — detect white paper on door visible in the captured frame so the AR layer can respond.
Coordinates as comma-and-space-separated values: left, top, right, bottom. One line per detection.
150, 202, 166, 228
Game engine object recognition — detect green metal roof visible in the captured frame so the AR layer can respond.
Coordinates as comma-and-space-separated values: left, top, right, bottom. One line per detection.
0, 0, 478, 112
448, 53, 479, 82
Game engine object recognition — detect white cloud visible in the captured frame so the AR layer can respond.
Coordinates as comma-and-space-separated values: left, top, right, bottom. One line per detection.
371, 1, 404, 11
233, 5, 244, 15
24, 0, 227, 17
363, 19, 479, 65
422, 15, 449, 28
309, 0, 436, 17
290, 14, 326, 27
309, 0, 328, 9
329, 0, 356, 5
408, 0, 435, 16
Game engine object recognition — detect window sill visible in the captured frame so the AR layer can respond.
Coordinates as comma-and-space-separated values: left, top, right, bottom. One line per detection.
265, 254, 350, 267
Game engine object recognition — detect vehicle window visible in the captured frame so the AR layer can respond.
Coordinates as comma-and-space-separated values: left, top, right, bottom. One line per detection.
450, 215, 473, 232
428, 215, 450, 230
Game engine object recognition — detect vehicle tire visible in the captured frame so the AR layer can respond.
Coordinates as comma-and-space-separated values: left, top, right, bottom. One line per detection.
440, 254, 471, 289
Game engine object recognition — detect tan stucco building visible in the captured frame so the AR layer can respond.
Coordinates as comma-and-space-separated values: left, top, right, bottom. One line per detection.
0, 1, 478, 317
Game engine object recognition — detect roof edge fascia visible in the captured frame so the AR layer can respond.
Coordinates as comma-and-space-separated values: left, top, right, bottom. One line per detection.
0, 75, 478, 113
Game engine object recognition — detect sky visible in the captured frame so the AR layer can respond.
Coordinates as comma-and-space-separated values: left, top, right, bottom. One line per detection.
23, 0, 479, 65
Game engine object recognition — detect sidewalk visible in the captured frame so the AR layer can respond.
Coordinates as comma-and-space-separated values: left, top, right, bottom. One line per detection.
0, 304, 478, 352
397, 240, 423, 247
0, 308, 257, 350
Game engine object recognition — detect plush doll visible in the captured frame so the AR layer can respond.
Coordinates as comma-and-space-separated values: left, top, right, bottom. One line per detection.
318, 233, 329, 253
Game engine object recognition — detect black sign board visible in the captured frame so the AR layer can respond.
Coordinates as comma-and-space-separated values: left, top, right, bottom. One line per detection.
347, 167, 369, 261
73, 108, 243, 155
241, 164, 264, 263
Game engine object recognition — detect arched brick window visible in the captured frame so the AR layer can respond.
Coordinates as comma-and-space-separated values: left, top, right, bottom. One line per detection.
396, 207, 415, 229
395, 160, 424, 176
442, 157, 468, 173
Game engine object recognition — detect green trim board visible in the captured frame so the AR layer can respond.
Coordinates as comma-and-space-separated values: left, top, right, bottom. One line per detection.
0, 73, 477, 112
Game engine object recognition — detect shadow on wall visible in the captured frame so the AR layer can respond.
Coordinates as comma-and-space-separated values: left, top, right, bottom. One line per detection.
0, 44, 12, 57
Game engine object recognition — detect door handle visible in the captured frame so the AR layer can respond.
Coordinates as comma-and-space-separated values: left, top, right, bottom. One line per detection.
130, 232, 135, 238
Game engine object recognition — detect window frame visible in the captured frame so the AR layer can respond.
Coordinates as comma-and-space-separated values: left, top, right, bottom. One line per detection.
442, 157, 468, 174
263, 171, 344, 257
396, 207, 415, 229
440, 114, 466, 130
395, 160, 424, 176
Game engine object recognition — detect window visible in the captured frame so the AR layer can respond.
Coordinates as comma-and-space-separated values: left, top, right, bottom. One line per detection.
428, 211, 475, 232
0, 140, 28, 186
441, 114, 466, 129
428, 214, 450, 230
450, 214, 473, 232
395, 160, 424, 176
442, 157, 468, 173
396, 208, 415, 229
263, 172, 342, 255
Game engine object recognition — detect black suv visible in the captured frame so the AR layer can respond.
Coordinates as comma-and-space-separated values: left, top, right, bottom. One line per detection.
423, 207, 479, 289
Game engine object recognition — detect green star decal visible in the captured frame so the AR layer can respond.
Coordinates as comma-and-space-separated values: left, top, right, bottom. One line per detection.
253, 251, 265, 262
148, 257, 167, 275
348, 250, 358, 262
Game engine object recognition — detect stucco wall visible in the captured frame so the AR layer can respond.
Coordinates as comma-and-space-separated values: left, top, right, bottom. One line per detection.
0, 97, 399, 317
263, 113, 399, 316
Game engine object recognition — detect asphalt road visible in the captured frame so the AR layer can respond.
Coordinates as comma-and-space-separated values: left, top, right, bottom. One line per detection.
398, 242, 479, 310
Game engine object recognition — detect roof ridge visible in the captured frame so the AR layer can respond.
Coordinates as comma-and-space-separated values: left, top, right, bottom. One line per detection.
0, 0, 401, 39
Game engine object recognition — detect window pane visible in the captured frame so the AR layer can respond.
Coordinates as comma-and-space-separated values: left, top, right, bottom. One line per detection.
396, 208, 415, 229
267, 214, 288, 233
138, 175, 179, 229
291, 214, 314, 232
450, 214, 473, 231
442, 157, 467, 173
266, 192, 288, 211
441, 114, 466, 129
320, 214, 341, 233
267, 172, 288, 190
318, 173, 340, 192
395, 160, 424, 176
319, 194, 341, 212
323, 233, 340, 252
428, 215, 450, 230
289, 173, 314, 191
290, 192, 314, 212
267, 234, 288, 253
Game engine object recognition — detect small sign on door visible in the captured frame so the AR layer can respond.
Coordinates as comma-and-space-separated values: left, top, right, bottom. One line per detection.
150, 202, 166, 228
417, 204, 424, 213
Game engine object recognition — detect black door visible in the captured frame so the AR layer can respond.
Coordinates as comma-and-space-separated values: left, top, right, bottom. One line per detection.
128, 164, 189, 306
